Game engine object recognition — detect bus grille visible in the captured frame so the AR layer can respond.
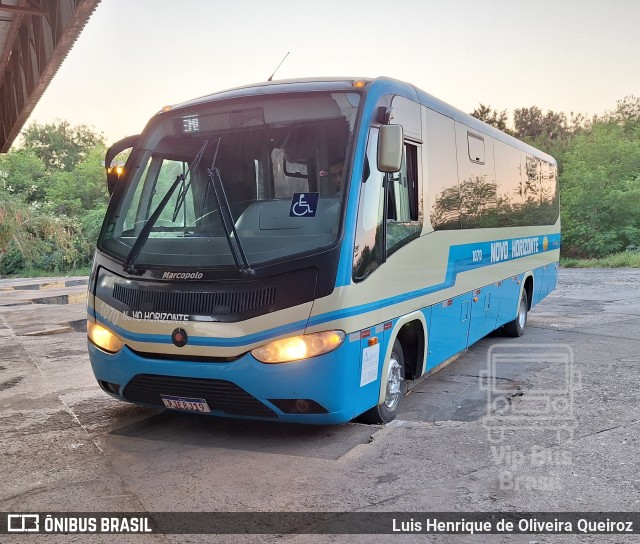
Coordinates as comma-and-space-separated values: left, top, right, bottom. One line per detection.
122, 374, 277, 418
112, 284, 276, 316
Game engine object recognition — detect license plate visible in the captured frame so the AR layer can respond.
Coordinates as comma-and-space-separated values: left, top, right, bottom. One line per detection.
161, 395, 211, 413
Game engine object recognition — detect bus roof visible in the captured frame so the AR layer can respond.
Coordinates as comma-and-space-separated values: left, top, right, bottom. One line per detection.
165, 76, 555, 165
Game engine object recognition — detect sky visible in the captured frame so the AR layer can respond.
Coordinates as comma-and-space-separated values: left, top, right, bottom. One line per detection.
22, 0, 640, 145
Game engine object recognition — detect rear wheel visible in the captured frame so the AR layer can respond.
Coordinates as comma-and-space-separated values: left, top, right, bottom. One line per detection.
503, 289, 528, 337
358, 339, 405, 424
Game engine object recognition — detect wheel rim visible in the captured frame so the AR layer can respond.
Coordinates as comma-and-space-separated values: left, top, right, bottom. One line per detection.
384, 354, 403, 410
517, 295, 527, 329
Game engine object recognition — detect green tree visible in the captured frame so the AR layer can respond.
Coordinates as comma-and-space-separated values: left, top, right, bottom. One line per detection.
560, 121, 640, 257
0, 149, 48, 203
513, 106, 544, 140
0, 121, 109, 275
606, 95, 640, 124
44, 144, 109, 216
513, 106, 569, 143
470, 104, 509, 132
21, 120, 105, 172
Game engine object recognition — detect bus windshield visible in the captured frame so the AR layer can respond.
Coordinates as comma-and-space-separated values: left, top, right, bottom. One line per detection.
98, 92, 360, 271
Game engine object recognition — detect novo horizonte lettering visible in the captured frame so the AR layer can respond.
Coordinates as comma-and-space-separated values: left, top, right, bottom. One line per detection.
490, 238, 540, 263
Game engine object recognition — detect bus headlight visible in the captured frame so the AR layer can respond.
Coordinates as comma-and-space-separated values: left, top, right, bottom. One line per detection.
251, 331, 345, 364
88, 321, 124, 354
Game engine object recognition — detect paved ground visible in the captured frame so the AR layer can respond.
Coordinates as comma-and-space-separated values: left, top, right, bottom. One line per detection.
1, 269, 639, 543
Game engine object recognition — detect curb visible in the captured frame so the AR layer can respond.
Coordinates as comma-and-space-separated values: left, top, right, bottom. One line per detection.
0, 278, 89, 292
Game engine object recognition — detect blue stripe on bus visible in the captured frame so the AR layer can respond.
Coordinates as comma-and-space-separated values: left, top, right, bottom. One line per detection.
96, 233, 560, 346
309, 233, 560, 328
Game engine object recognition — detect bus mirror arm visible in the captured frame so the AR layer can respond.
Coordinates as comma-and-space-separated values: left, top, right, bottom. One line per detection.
376, 106, 394, 124
105, 134, 140, 195
377, 124, 403, 173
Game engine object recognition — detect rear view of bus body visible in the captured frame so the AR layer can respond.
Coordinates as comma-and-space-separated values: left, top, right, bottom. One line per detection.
88, 77, 560, 424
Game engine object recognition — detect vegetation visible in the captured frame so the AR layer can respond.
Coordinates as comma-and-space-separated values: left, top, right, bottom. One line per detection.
1, 96, 640, 276
561, 249, 640, 268
0, 121, 107, 276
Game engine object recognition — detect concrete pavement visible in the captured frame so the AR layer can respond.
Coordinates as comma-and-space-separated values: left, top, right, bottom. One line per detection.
1, 269, 639, 543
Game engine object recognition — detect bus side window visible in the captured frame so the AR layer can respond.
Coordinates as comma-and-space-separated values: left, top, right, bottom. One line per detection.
386, 143, 421, 256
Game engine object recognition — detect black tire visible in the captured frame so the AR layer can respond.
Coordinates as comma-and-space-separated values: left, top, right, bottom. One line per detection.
503, 289, 528, 337
358, 339, 405, 424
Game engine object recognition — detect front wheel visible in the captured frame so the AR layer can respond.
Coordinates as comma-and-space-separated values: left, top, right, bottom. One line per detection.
358, 339, 405, 424
503, 289, 528, 337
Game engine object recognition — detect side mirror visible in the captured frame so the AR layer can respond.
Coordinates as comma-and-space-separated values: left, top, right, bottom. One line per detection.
377, 124, 403, 173
105, 135, 140, 195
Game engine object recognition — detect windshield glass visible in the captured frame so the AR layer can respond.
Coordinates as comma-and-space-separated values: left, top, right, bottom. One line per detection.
99, 92, 360, 269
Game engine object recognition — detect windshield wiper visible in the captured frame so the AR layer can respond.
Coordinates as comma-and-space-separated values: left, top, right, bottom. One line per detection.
207, 138, 254, 277
171, 163, 189, 223
123, 141, 208, 275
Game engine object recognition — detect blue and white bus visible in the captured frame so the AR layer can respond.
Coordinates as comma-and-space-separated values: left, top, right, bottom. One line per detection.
87, 77, 560, 424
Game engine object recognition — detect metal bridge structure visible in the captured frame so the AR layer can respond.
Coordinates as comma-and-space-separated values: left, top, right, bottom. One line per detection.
0, 0, 100, 152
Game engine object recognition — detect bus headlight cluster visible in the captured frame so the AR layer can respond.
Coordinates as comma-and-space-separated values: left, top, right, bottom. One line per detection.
251, 331, 345, 364
88, 321, 124, 354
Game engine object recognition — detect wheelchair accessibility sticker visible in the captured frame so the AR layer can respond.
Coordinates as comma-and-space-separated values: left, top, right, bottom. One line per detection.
290, 192, 319, 217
